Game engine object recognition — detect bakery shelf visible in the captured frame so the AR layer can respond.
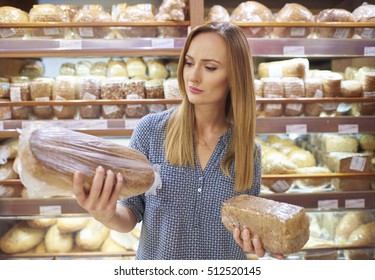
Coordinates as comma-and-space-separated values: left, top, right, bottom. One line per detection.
0, 251, 136, 260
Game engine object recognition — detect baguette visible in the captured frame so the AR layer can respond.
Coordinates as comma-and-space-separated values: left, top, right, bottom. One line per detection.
222, 195, 309, 254
17, 125, 157, 199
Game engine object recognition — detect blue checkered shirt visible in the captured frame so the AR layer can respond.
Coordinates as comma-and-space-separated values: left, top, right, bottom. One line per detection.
120, 109, 261, 259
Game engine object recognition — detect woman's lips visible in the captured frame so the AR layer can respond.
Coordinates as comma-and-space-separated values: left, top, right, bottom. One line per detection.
188, 86, 203, 94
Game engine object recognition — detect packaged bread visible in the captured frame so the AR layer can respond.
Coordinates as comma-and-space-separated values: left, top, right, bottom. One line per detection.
304, 77, 324, 116
56, 217, 90, 233
78, 76, 103, 119
29, 4, 69, 38
325, 152, 371, 173
335, 211, 374, 243
287, 148, 316, 168
0, 77, 10, 99
163, 78, 181, 109
124, 79, 148, 118
282, 77, 305, 116
145, 79, 164, 99
258, 58, 309, 79
320, 134, 359, 153
262, 148, 297, 174
222, 195, 310, 254
126, 58, 147, 78
230, 1, 274, 38
272, 3, 314, 38
115, 4, 157, 38
359, 134, 375, 152
340, 80, 362, 97
0, 222, 45, 254
352, 3, 375, 39
322, 71, 342, 97
17, 125, 160, 199
30, 77, 54, 119
155, 0, 188, 38
45, 224, 74, 253
165, 60, 178, 78
261, 78, 284, 117
147, 60, 169, 80
315, 9, 356, 38
52, 75, 77, 119
75, 61, 92, 76
76, 219, 109, 250
73, 5, 113, 39
10, 76, 31, 120
206, 5, 230, 22
100, 77, 127, 119
345, 222, 375, 260
58, 4, 80, 22
90, 62, 107, 76
59, 63, 76, 76
19, 60, 45, 79
294, 166, 332, 188
0, 6, 29, 38
107, 58, 128, 77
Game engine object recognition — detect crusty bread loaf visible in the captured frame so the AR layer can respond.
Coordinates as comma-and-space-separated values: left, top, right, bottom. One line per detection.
272, 3, 314, 38
335, 211, 373, 243
45, 224, 74, 253
352, 3, 375, 39
17, 126, 156, 199
0, 6, 29, 38
315, 9, 356, 38
222, 195, 310, 254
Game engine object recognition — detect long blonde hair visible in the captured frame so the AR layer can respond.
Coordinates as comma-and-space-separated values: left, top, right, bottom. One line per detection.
165, 22, 258, 192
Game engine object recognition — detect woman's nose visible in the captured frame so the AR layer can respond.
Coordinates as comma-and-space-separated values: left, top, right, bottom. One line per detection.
189, 65, 200, 83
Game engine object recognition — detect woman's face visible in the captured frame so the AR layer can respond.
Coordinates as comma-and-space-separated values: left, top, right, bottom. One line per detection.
183, 32, 229, 108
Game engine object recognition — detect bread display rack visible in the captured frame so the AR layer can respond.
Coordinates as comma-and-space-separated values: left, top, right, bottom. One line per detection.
0, 0, 374, 259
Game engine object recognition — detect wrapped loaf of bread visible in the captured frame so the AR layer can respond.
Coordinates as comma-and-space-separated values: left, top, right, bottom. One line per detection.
345, 222, 375, 260
17, 125, 160, 199
335, 211, 374, 243
272, 3, 314, 38
222, 195, 310, 254
352, 3, 375, 39
206, 5, 230, 22
258, 58, 309, 79
155, 0, 188, 38
0, 6, 29, 38
230, 1, 274, 38
315, 9, 356, 38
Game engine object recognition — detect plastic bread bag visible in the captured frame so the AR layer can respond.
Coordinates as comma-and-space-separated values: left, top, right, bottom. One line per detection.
16, 123, 162, 199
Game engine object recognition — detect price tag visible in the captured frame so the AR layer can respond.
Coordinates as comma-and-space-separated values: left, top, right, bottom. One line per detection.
60, 40, 82, 50
345, 199, 365, 208
39, 205, 62, 215
0, 121, 4, 130
318, 199, 338, 209
151, 38, 174, 48
349, 156, 366, 172
283, 46, 305, 55
286, 124, 307, 134
364, 47, 375, 56
338, 124, 358, 133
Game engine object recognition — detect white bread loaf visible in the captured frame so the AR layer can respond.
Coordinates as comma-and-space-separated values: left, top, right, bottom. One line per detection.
315, 9, 356, 38
76, 219, 109, 250
26, 218, 57, 229
56, 217, 90, 233
17, 125, 158, 199
230, 1, 274, 38
335, 211, 374, 243
320, 134, 359, 153
272, 3, 314, 38
287, 148, 316, 168
222, 195, 310, 254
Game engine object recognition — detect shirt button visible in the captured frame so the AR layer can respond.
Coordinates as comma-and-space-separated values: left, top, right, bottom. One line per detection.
198, 188, 202, 193
198, 177, 203, 181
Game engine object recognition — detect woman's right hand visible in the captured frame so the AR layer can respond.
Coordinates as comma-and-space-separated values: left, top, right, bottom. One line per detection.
72, 166, 123, 224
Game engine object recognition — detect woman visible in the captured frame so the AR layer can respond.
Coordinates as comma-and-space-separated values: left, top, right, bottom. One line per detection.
73, 22, 265, 259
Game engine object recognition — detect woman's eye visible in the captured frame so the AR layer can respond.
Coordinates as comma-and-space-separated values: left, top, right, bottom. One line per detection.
185, 61, 193, 67
206, 66, 217, 71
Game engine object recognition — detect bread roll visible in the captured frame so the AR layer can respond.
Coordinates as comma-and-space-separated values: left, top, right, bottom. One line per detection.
45, 224, 74, 253
107, 58, 128, 77
0, 222, 45, 254
272, 3, 314, 38
222, 195, 310, 254
359, 134, 375, 152
76, 219, 109, 250
315, 9, 356, 38
27, 218, 57, 229
56, 217, 90, 233
17, 125, 157, 199
230, 1, 274, 38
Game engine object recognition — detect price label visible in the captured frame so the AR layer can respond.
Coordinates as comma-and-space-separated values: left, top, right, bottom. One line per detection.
364, 47, 375, 56
151, 38, 174, 48
338, 124, 358, 133
286, 124, 307, 134
0, 121, 4, 130
283, 46, 305, 55
349, 156, 366, 172
318, 199, 338, 209
39, 205, 62, 215
60, 40, 82, 50
345, 199, 365, 208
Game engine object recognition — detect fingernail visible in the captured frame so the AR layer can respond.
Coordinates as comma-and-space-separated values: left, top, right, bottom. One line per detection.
97, 166, 103, 171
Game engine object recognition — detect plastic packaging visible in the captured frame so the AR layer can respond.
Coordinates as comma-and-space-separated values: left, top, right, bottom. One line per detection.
0, 6, 30, 38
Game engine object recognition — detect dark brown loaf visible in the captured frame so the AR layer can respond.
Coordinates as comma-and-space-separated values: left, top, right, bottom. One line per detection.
19, 126, 155, 199
222, 195, 310, 254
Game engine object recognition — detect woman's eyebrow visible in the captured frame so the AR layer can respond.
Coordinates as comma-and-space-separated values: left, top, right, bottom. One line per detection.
185, 54, 222, 65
